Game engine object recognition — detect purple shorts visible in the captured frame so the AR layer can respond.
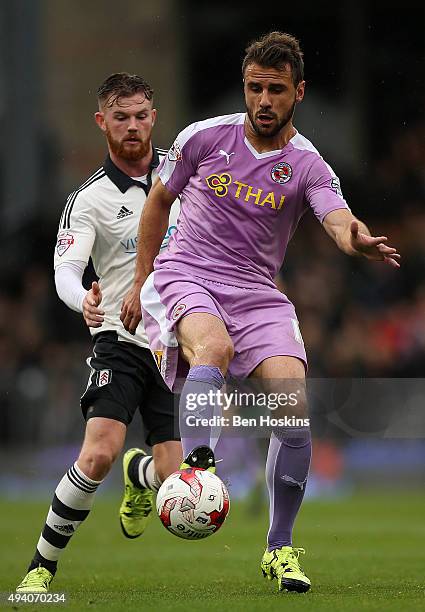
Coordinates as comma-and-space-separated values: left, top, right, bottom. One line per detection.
141, 268, 307, 391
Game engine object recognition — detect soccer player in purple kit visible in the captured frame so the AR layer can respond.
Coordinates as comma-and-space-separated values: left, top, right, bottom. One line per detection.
121, 32, 400, 593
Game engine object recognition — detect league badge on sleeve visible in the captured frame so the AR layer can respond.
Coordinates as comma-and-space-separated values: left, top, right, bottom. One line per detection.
331, 177, 343, 197
56, 231, 75, 256
271, 161, 292, 184
168, 141, 182, 162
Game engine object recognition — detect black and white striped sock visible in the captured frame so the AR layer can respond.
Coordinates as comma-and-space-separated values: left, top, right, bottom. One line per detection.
28, 462, 102, 575
128, 454, 162, 492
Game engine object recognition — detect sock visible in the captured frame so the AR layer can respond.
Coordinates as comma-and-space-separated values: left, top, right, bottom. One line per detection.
266, 428, 312, 550
128, 454, 162, 492
179, 365, 225, 456
28, 462, 102, 575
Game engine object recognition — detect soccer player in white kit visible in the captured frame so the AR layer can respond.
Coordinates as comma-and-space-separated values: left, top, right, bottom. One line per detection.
16, 73, 182, 593
121, 34, 400, 592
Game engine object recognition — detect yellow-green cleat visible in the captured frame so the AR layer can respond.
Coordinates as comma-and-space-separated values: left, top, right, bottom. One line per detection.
16, 566, 53, 593
261, 546, 311, 593
119, 448, 153, 539
180, 445, 216, 473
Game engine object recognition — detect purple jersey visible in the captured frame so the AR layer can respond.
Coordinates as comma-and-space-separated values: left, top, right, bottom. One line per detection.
156, 113, 349, 287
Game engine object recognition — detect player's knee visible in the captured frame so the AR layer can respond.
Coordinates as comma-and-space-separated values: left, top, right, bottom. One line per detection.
78, 446, 116, 480
193, 338, 234, 370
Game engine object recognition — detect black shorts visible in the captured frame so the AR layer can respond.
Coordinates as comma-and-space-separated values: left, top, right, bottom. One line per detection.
80, 332, 179, 446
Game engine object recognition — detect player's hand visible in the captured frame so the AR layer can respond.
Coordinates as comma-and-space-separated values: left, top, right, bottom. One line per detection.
82, 281, 104, 328
350, 221, 401, 268
120, 282, 143, 335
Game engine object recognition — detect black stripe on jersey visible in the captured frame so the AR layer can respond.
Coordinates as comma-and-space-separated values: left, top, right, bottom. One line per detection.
42, 524, 71, 549
61, 168, 103, 229
59, 192, 73, 229
59, 168, 103, 229
52, 494, 90, 521
67, 466, 98, 493
64, 170, 105, 230
61, 168, 105, 230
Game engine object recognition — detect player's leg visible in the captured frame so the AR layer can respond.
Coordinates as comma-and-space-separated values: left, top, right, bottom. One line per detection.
120, 346, 182, 538
152, 441, 183, 481
78, 416, 126, 479
176, 312, 233, 457
122, 441, 182, 523
140, 271, 232, 471
16, 417, 126, 592
254, 356, 311, 592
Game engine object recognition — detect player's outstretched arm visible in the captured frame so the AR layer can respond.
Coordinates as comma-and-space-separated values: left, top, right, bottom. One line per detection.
322, 209, 400, 268
120, 179, 176, 334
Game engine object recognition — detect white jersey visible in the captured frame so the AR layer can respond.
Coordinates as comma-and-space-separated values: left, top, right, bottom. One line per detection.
54, 149, 180, 348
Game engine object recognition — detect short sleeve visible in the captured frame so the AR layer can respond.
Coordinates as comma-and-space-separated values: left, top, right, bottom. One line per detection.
158, 122, 203, 195
306, 156, 350, 223
53, 192, 96, 269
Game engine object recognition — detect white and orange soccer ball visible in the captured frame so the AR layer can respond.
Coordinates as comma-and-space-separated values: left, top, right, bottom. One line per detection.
156, 467, 230, 540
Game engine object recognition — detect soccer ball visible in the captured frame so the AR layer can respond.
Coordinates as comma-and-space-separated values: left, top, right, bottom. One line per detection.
156, 467, 230, 540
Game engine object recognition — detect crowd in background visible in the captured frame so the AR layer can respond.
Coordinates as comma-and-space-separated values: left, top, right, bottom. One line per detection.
0, 121, 424, 447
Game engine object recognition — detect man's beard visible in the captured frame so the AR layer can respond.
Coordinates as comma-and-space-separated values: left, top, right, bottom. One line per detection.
246, 99, 296, 138
106, 126, 150, 161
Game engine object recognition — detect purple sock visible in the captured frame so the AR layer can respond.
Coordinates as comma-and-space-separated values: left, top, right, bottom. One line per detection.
266, 429, 312, 550
179, 365, 225, 457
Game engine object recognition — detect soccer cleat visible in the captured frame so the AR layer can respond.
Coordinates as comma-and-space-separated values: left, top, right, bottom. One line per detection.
119, 448, 153, 539
261, 546, 311, 593
179, 445, 216, 473
16, 566, 53, 593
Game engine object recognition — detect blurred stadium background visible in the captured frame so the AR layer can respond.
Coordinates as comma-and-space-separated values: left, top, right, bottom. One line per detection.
0, 0, 424, 568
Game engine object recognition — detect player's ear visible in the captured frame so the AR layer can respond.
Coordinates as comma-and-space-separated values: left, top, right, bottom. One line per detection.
95, 111, 106, 132
295, 81, 305, 103
151, 108, 157, 127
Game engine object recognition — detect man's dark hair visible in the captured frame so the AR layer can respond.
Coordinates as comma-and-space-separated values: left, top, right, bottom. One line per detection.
97, 72, 154, 107
242, 32, 304, 86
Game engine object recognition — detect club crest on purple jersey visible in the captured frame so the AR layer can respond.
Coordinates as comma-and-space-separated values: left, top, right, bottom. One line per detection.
271, 161, 292, 184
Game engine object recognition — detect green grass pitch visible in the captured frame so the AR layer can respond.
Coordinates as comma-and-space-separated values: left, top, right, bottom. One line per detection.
1, 493, 424, 611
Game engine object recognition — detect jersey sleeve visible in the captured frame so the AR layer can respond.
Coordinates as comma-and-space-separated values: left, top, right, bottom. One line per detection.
158, 122, 203, 195
306, 156, 350, 223
54, 260, 86, 312
53, 192, 96, 269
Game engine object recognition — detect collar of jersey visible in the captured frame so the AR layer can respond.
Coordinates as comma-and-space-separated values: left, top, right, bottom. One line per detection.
243, 136, 295, 159
103, 148, 160, 193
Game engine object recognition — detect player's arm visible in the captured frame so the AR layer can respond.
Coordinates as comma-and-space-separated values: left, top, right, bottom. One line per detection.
55, 263, 104, 327
120, 179, 176, 334
54, 194, 104, 327
322, 208, 400, 268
